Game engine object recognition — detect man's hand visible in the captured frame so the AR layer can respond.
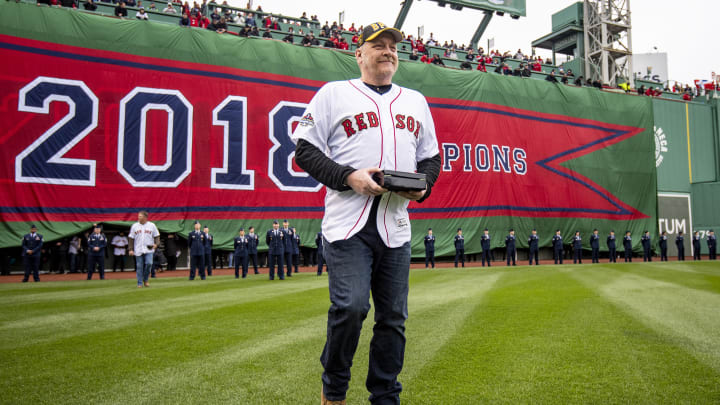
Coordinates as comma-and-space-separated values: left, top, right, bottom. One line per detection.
397, 189, 426, 201
93, 247, 99, 251
128, 250, 134, 256
346, 168, 387, 196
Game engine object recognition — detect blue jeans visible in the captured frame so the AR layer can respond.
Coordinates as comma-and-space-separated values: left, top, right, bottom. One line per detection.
135, 253, 153, 286
321, 236, 411, 404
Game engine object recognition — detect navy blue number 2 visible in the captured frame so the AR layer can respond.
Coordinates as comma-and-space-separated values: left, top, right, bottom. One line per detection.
16, 77, 99, 186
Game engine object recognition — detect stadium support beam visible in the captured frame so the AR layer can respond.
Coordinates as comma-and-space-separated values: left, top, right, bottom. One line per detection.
469, 11, 493, 50
583, 0, 633, 87
394, 0, 414, 30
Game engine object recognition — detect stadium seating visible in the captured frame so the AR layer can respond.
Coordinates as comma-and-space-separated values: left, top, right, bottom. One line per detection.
20, 0, 713, 101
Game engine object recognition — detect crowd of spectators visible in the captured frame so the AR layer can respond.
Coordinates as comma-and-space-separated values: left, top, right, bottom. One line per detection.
29, 0, 718, 101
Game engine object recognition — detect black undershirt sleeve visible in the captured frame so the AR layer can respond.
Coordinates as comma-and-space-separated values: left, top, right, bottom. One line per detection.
295, 139, 354, 191
416, 153, 441, 203
296, 138, 442, 201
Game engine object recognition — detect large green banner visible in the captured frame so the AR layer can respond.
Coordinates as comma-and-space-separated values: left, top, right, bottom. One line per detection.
0, 2, 656, 256
654, 98, 718, 193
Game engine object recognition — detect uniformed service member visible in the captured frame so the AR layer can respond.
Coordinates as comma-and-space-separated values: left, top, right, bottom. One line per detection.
659, 231, 668, 261
708, 230, 717, 260
21, 224, 43, 283
528, 229, 539, 266
188, 221, 206, 280
266, 220, 285, 280
641, 231, 652, 262
552, 230, 563, 264
607, 230, 617, 263
291, 227, 301, 274
572, 231, 582, 264
454, 228, 465, 268
203, 226, 213, 276
234, 228, 249, 278
590, 229, 600, 263
505, 229, 516, 266
623, 231, 632, 262
281, 220, 294, 277
676, 231, 685, 261
247, 226, 260, 274
481, 228, 491, 267
87, 224, 107, 280
424, 228, 435, 268
316, 231, 325, 275
692, 231, 702, 260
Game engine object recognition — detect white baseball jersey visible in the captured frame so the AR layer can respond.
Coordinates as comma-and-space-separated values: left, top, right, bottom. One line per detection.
129, 221, 160, 256
111, 235, 128, 256
292, 78, 439, 247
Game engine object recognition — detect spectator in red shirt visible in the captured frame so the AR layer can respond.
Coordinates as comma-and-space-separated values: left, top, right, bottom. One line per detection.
348, 23, 357, 32
416, 39, 426, 55
351, 34, 358, 44
337, 37, 349, 50
477, 59, 487, 72
189, 14, 199, 26
420, 54, 431, 64
407, 35, 417, 50
682, 91, 692, 101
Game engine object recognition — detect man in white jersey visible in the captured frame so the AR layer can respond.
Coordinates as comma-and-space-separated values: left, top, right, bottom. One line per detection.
293, 22, 441, 405
111, 231, 129, 272
128, 210, 160, 288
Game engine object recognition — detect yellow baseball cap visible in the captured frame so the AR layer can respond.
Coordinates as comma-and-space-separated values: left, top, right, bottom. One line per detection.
358, 22, 403, 46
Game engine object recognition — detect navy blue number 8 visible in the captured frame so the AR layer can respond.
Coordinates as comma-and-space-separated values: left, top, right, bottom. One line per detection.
16, 77, 98, 186
268, 102, 321, 192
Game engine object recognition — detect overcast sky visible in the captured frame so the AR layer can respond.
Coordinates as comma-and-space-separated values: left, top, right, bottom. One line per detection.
229, 0, 719, 86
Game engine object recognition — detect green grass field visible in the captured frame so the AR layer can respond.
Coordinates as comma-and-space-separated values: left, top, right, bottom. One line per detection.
2, 262, 720, 404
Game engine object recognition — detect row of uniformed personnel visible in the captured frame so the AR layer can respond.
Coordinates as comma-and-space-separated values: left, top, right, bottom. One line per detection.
423, 228, 717, 268
188, 219, 325, 281
20, 223, 109, 282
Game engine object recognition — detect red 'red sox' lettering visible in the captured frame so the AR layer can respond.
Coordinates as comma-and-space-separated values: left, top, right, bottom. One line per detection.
395, 114, 421, 138
341, 112, 421, 138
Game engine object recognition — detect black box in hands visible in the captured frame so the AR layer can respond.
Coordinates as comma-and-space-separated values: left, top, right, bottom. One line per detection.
373, 170, 427, 192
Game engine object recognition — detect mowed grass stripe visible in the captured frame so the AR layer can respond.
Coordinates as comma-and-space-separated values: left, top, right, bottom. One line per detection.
0, 278, 332, 404
572, 265, 720, 373
95, 269, 502, 404
3, 264, 720, 404
0, 273, 250, 305
405, 265, 720, 403
0, 274, 315, 322
609, 262, 720, 295
0, 276, 328, 349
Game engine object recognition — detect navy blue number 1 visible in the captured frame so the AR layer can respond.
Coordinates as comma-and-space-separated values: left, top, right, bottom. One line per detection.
211, 96, 254, 189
